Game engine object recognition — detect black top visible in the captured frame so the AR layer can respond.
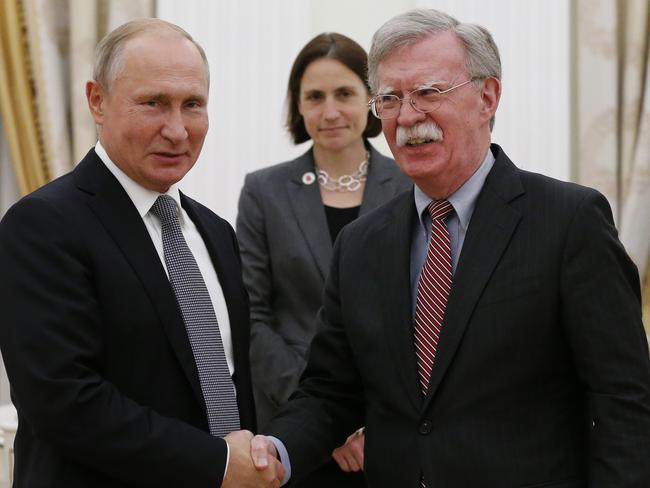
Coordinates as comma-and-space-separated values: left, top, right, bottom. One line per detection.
324, 205, 361, 244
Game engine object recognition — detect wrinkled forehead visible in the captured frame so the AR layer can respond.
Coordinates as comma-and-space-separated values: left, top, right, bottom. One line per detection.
376, 32, 467, 92
121, 31, 209, 84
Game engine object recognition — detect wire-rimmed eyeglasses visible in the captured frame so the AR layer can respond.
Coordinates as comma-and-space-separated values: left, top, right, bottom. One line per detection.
368, 77, 484, 119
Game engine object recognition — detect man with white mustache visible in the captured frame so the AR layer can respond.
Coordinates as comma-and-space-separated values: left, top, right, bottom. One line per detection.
251, 8, 650, 487
396, 121, 443, 148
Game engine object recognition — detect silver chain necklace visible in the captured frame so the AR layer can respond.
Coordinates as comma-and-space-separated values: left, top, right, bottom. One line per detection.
315, 151, 369, 192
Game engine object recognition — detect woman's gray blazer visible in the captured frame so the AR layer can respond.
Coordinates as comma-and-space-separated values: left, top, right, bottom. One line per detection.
236, 144, 412, 428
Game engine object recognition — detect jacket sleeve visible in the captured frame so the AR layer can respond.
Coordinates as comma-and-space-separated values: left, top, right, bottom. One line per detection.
0, 196, 227, 487
560, 189, 650, 485
265, 228, 366, 482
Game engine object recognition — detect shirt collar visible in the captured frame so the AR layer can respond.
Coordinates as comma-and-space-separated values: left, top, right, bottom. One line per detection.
94, 141, 183, 219
414, 147, 495, 230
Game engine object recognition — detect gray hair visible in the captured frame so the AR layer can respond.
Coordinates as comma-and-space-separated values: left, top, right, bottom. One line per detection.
368, 9, 501, 130
93, 18, 209, 91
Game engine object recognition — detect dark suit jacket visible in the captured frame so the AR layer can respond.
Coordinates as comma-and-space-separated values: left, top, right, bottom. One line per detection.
267, 144, 650, 487
236, 144, 411, 429
0, 149, 256, 487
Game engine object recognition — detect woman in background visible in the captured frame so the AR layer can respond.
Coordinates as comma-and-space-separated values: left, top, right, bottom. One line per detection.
236, 32, 411, 487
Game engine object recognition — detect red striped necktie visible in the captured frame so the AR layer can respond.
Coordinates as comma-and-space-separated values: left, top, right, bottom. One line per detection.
414, 199, 454, 394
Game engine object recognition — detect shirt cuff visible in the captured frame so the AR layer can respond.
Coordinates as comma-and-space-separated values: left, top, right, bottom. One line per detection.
222, 439, 230, 480
268, 436, 291, 486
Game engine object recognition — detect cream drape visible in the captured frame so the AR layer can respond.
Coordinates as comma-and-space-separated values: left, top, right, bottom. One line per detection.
576, 0, 650, 336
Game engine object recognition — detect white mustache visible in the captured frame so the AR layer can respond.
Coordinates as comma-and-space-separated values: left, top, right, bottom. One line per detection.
396, 121, 443, 147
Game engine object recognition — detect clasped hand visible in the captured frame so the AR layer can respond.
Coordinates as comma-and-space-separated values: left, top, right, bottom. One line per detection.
222, 430, 284, 488
332, 427, 365, 472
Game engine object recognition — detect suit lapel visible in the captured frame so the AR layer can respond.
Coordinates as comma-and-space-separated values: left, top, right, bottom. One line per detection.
74, 151, 205, 408
379, 193, 423, 410
286, 146, 406, 279
286, 150, 332, 280
359, 147, 400, 215
423, 147, 525, 408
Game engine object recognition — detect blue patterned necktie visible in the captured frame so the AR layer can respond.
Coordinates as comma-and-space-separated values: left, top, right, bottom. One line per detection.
150, 195, 240, 437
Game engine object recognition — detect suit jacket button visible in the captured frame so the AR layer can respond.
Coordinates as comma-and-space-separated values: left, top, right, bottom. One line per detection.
419, 420, 433, 435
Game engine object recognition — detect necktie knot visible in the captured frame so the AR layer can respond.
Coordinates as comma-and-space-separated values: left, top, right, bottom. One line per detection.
428, 199, 453, 221
150, 195, 179, 224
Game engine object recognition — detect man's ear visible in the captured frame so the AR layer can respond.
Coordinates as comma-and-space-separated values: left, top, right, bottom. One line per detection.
86, 80, 106, 125
479, 77, 501, 124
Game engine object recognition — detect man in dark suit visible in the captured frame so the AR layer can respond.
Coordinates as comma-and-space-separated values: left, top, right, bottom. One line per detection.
251, 8, 650, 487
0, 19, 282, 487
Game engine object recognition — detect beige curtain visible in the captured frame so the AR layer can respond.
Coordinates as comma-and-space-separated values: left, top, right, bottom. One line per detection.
576, 0, 650, 337
0, 0, 154, 196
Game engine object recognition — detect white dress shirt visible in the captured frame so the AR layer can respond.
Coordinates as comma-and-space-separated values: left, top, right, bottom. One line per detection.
94, 141, 235, 375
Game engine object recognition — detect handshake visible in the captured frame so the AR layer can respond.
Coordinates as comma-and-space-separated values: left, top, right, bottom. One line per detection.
220, 427, 365, 487
221, 430, 284, 488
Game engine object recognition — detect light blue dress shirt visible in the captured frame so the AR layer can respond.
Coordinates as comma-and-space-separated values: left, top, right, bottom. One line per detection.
409, 148, 495, 317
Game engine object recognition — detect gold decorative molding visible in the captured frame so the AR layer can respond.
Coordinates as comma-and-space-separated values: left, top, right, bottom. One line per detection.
0, 0, 50, 194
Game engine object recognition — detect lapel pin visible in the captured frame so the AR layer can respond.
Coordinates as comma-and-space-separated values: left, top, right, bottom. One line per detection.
302, 171, 316, 185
